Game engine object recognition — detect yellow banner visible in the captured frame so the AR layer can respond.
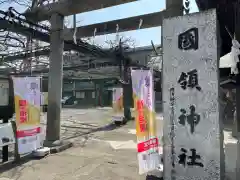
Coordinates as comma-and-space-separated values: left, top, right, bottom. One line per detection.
15, 95, 40, 128
133, 92, 156, 138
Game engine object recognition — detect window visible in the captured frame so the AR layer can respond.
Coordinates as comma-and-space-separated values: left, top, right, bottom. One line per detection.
76, 91, 85, 99
92, 91, 96, 98
63, 82, 73, 91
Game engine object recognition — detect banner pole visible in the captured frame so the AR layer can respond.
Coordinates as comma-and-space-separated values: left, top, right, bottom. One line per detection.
11, 121, 20, 162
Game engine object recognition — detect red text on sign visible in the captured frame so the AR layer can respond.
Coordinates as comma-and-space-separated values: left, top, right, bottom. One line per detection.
19, 100, 27, 123
137, 138, 159, 153
137, 100, 147, 132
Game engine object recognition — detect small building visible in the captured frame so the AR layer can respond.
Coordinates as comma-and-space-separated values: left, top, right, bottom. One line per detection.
41, 76, 118, 107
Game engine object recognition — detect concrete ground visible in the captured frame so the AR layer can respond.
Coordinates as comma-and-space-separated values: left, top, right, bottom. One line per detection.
0, 107, 238, 180
0, 108, 162, 180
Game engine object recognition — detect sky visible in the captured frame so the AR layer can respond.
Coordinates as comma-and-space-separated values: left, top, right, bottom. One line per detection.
1, 0, 199, 47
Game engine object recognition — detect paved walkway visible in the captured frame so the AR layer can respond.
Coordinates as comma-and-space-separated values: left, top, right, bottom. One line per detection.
224, 130, 238, 180
0, 108, 158, 180
0, 108, 238, 180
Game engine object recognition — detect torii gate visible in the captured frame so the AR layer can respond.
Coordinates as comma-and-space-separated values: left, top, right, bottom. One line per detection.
24, 0, 183, 147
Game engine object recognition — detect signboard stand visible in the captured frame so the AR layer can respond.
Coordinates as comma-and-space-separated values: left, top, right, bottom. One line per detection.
112, 87, 124, 125
12, 76, 42, 155
162, 9, 225, 180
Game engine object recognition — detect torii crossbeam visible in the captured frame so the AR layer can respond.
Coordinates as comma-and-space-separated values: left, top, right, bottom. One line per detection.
24, 0, 138, 21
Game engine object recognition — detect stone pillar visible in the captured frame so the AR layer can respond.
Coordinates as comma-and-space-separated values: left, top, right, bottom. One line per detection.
153, 1, 183, 177
162, 9, 224, 180
45, 13, 64, 144
237, 141, 240, 180
162, 0, 183, 116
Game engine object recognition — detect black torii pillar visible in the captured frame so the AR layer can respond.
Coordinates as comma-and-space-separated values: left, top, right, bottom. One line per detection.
122, 58, 133, 123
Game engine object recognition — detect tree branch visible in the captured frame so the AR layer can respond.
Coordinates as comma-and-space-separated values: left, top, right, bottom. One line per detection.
0, 42, 24, 48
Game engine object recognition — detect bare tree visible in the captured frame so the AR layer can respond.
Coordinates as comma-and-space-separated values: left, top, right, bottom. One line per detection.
0, 0, 136, 75
0, 0, 31, 7
0, 0, 51, 71
106, 35, 136, 52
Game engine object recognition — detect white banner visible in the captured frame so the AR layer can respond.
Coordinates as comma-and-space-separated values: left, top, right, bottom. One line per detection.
112, 88, 124, 122
131, 69, 160, 175
13, 77, 42, 154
